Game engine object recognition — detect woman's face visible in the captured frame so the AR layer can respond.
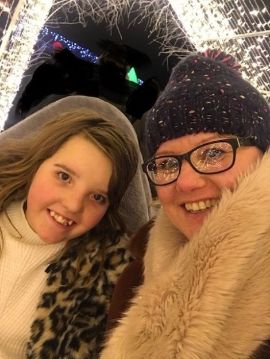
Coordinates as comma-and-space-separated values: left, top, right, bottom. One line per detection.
156, 132, 263, 240
26, 134, 112, 244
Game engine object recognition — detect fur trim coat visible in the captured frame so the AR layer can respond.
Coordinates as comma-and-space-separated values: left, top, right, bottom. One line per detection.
101, 152, 270, 359
24, 231, 131, 359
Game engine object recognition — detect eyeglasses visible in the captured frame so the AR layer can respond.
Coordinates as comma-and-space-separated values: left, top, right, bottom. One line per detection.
142, 137, 254, 186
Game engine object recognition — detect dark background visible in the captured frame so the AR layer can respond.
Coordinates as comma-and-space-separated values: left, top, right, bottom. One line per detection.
55, 18, 181, 88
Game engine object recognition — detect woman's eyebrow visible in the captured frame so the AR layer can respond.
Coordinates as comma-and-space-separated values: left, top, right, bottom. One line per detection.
156, 135, 224, 156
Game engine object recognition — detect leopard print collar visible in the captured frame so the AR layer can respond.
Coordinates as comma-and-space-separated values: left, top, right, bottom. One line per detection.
26, 232, 131, 359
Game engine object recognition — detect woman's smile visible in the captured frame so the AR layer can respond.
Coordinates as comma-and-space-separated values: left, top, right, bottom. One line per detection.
156, 133, 262, 240
184, 198, 219, 213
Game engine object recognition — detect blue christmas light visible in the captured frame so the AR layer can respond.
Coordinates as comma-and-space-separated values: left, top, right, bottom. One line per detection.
38, 26, 143, 84
40, 26, 99, 63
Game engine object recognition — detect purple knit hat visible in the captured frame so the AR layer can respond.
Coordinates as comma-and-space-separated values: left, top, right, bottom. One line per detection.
146, 50, 270, 156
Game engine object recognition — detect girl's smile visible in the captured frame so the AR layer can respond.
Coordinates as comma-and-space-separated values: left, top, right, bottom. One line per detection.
48, 209, 74, 226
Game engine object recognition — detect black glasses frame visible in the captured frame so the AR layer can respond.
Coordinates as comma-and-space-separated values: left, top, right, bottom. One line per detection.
142, 137, 254, 186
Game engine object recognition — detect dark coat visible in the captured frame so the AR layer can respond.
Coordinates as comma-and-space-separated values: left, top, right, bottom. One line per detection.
106, 221, 153, 331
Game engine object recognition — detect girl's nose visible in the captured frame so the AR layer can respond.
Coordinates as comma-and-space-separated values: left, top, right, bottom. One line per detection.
175, 160, 206, 192
62, 192, 85, 214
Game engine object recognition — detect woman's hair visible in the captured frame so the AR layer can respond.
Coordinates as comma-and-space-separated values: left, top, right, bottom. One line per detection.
0, 109, 138, 238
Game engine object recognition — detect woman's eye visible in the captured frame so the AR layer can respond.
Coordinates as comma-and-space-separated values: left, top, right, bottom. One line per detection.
156, 158, 178, 172
57, 171, 71, 183
203, 148, 225, 161
91, 193, 107, 204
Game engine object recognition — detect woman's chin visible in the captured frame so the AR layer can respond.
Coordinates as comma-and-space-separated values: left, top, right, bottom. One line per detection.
179, 208, 212, 240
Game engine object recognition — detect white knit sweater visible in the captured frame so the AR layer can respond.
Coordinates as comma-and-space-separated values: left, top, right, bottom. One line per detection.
0, 201, 65, 358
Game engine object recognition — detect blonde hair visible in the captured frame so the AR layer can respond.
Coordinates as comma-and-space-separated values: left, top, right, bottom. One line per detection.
0, 109, 138, 238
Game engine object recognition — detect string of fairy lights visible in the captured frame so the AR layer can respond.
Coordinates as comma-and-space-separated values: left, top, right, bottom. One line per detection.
167, 0, 270, 99
0, 0, 269, 129
0, 0, 54, 128
38, 27, 143, 84
40, 26, 99, 63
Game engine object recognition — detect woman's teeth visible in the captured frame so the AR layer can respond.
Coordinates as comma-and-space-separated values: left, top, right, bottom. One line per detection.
49, 210, 73, 226
185, 199, 218, 213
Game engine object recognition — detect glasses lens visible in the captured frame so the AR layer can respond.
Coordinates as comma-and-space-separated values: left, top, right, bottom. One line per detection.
191, 141, 234, 173
146, 157, 179, 185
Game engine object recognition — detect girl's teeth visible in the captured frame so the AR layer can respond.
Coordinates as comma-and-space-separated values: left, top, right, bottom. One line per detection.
185, 199, 218, 212
49, 210, 73, 226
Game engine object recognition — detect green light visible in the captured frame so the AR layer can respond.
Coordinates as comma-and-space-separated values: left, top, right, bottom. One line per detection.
127, 67, 139, 84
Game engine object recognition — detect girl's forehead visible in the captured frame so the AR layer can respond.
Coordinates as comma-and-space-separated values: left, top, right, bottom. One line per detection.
55, 134, 94, 152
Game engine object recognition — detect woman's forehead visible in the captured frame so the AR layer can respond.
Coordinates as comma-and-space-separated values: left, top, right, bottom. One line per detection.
156, 132, 224, 155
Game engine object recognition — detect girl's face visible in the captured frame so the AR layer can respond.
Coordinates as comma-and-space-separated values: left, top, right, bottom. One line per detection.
26, 134, 112, 244
156, 132, 263, 240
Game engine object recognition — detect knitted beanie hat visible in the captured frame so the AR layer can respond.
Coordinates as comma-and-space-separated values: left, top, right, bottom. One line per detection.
146, 49, 270, 156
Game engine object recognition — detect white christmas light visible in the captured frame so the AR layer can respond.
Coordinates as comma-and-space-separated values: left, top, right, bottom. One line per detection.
0, 0, 269, 129
0, 0, 54, 129
166, 0, 270, 99
121, 0, 270, 100
168, 0, 236, 48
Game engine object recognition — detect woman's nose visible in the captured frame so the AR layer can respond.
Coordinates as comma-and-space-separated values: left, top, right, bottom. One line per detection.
175, 160, 206, 192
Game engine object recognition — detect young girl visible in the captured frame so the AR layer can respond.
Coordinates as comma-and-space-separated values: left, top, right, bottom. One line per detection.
0, 108, 138, 358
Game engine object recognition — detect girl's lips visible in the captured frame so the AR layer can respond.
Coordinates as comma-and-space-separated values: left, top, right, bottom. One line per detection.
47, 209, 74, 227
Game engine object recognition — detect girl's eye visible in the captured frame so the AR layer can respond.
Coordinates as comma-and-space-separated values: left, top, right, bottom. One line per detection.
90, 193, 107, 204
57, 171, 71, 183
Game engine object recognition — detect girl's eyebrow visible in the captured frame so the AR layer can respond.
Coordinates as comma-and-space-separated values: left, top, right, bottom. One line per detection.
54, 163, 109, 195
54, 163, 78, 178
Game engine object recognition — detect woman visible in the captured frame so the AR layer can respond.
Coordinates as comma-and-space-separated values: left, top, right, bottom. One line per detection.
0, 107, 139, 358
100, 50, 270, 359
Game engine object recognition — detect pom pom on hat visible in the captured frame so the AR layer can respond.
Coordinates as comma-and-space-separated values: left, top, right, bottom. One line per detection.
146, 49, 270, 156
203, 49, 241, 71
